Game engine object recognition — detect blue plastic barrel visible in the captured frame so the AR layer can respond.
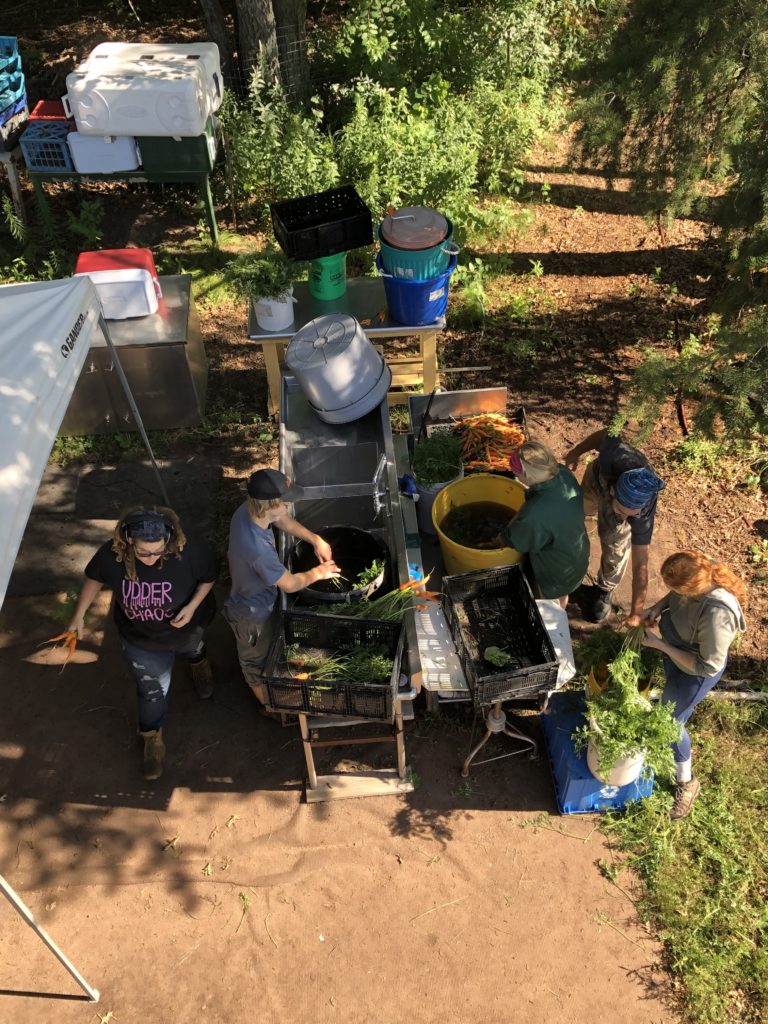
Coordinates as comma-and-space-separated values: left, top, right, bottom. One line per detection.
376, 253, 457, 325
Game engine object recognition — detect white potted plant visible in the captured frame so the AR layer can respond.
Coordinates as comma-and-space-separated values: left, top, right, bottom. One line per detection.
572, 628, 682, 787
410, 431, 464, 535
230, 250, 300, 331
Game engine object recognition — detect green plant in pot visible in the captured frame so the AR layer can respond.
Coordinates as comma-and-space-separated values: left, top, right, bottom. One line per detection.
411, 432, 463, 488
572, 627, 682, 786
229, 249, 302, 331
410, 431, 464, 534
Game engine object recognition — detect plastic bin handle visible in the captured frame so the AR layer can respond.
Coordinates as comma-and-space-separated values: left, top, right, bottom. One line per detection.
390, 214, 415, 222
61, 93, 72, 119
376, 264, 394, 278
441, 242, 461, 255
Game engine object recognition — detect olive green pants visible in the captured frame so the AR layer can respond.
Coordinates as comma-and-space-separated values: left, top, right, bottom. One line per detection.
580, 460, 632, 591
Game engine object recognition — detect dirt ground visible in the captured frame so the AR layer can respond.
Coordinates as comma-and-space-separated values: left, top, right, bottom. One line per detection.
2, 160, 745, 1024
1, 587, 676, 1024
3, 7, 767, 1021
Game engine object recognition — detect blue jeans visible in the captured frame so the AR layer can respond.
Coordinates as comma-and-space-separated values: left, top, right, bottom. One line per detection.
661, 656, 724, 763
122, 634, 206, 732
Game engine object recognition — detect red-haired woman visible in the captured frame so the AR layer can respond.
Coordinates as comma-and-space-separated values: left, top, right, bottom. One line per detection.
641, 550, 747, 819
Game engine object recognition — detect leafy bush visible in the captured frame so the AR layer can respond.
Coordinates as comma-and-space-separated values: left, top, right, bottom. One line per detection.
334, 80, 480, 221
217, 67, 339, 224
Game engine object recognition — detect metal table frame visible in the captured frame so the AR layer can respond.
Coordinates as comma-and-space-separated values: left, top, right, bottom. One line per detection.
248, 278, 445, 417
29, 168, 219, 244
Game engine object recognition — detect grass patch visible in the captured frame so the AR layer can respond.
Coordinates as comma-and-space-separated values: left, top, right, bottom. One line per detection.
155, 231, 288, 310
52, 405, 276, 466
600, 699, 768, 1024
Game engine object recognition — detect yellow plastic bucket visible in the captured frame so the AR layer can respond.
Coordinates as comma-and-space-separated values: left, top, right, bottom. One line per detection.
431, 473, 526, 575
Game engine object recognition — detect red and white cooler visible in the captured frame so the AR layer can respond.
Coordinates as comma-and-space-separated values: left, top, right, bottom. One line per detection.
74, 248, 162, 319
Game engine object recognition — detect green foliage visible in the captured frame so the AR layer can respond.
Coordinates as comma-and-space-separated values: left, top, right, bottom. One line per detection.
65, 199, 104, 248
411, 431, 463, 486
601, 699, 768, 1024
227, 248, 299, 300
573, 628, 680, 780
577, 0, 768, 446
2, 195, 26, 244
288, 643, 393, 684
484, 646, 513, 668
334, 80, 480, 220
217, 67, 338, 223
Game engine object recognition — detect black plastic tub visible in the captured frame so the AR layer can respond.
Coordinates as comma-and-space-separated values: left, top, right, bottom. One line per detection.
289, 525, 390, 604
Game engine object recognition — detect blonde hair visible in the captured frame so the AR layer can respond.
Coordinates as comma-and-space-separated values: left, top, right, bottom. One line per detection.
518, 440, 560, 485
247, 496, 285, 521
661, 550, 748, 610
111, 505, 186, 582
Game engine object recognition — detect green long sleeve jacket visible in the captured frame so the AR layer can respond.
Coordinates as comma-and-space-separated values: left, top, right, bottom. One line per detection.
502, 466, 589, 599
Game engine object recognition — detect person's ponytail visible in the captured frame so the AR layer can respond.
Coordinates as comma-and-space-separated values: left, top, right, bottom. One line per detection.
712, 563, 748, 610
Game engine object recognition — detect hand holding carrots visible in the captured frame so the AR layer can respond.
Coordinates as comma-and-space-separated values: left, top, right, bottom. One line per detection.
38, 629, 79, 672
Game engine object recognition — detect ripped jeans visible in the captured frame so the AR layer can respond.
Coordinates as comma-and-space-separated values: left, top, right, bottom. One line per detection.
121, 633, 206, 732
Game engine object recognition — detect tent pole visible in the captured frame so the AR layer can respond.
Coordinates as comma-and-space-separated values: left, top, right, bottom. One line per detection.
0, 873, 100, 1002
98, 313, 171, 507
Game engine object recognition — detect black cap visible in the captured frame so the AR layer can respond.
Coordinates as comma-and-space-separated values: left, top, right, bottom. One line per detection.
246, 468, 301, 500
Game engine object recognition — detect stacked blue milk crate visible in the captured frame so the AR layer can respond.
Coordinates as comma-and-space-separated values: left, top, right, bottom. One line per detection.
0, 37, 29, 152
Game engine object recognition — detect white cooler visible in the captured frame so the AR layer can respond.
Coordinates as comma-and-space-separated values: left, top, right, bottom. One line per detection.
74, 248, 162, 319
67, 132, 140, 173
86, 42, 223, 106
63, 59, 218, 138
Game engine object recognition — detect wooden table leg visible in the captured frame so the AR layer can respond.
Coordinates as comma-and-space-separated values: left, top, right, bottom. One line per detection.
420, 329, 438, 393
261, 341, 284, 417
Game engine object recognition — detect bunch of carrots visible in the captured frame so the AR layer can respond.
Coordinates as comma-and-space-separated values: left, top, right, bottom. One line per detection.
456, 413, 525, 471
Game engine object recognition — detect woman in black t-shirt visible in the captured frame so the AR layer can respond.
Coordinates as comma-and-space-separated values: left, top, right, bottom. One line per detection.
67, 506, 217, 780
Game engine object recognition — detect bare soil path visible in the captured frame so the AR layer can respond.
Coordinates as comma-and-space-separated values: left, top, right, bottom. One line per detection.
2, 9, 766, 1022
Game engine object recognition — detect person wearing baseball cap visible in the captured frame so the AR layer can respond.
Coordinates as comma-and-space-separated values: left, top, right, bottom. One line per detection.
565, 424, 665, 626
223, 468, 339, 715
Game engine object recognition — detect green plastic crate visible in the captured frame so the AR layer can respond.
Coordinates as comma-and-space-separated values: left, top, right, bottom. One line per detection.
137, 116, 217, 173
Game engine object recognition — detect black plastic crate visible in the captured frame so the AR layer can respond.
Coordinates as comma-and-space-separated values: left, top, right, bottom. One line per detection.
270, 185, 373, 260
442, 564, 558, 706
264, 610, 405, 721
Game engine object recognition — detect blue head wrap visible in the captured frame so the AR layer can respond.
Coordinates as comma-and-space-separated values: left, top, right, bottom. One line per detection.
614, 467, 665, 510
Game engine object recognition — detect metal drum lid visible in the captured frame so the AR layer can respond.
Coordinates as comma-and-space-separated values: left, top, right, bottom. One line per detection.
286, 313, 359, 368
286, 313, 392, 423
380, 206, 449, 250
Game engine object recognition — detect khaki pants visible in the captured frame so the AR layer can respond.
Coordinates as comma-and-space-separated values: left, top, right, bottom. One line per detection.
222, 604, 278, 705
581, 460, 632, 592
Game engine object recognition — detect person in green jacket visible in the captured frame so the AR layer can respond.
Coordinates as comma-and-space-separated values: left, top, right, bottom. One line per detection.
503, 440, 590, 607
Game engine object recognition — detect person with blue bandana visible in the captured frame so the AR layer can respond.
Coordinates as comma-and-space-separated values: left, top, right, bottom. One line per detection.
565, 428, 666, 625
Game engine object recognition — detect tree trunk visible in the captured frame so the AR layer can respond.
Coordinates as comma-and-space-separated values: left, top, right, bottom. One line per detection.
272, 0, 310, 107
197, 0, 237, 91
234, 0, 280, 89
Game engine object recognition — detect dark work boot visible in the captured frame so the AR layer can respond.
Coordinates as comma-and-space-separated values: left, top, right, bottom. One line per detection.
589, 587, 613, 623
139, 728, 165, 780
190, 657, 214, 699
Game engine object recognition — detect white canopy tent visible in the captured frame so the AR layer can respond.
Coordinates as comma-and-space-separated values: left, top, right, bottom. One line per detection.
0, 274, 172, 1002
0, 275, 167, 609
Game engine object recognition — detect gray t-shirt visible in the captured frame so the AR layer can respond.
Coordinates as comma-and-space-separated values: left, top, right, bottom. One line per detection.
225, 501, 286, 622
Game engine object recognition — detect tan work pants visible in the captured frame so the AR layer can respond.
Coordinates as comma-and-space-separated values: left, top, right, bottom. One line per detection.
581, 461, 632, 592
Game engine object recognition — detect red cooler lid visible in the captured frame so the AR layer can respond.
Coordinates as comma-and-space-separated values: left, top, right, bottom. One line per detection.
380, 206, 449, 250
75, 248, 158, 279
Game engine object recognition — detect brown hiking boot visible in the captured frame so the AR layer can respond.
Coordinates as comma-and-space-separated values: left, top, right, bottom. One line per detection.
670, 777, 701, 820
190, 657, 214, 699
139, 728, 165, 781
